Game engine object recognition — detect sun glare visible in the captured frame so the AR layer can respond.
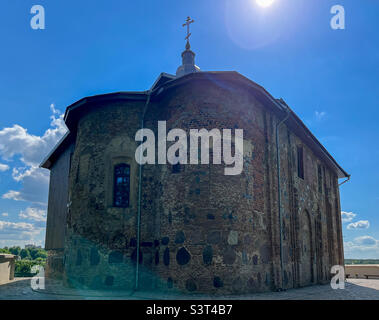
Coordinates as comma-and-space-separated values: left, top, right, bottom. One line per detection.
256, 0, 275, 8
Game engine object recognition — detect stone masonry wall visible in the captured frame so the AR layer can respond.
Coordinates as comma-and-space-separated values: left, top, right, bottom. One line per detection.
64, 100, 148, 289
58, 78, 344, 293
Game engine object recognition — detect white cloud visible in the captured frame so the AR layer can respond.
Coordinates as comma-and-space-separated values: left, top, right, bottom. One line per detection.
19, 207, 46, 222
0, 106, 63, 246
344, 236, 379, 259
0, 105, 67, 205
0, 163, 9, 172
0, 105, 67, 167
315, 111, 326, 121
1, 213, 8, 217
354, 236, 377, 246
2, 166, 50, 205
341, 211, 356, 223
0, 220, 42, 241
2, 190, 22, 201
0, 220, 34, 231
50, 103, 61, 116
347, 220, 370, 230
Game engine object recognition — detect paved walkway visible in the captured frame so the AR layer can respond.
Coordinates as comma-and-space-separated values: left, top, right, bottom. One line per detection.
0, 278, 379, 300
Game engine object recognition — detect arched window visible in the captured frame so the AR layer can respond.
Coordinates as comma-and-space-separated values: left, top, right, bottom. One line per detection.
297, 146, 304, 179
113, 163, 130, 208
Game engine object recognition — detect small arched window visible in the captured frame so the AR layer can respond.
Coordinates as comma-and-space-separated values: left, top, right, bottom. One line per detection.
297, 146, 304, 179
113, 163, 130, 208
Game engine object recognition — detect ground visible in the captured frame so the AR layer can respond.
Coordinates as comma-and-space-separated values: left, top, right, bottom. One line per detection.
0, 278, 379, 300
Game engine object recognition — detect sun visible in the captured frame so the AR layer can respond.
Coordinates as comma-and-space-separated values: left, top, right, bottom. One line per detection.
256, 0, 275, 8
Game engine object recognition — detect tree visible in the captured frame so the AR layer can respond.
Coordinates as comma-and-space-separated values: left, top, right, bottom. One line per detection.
20, 249, 30, 260
29, 248, 39, 260
9, 246, 21, 256
15, 259, 46, 276
35, 249, 47, 259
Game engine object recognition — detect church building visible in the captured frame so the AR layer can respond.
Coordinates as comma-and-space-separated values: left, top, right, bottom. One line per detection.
41, 18, 349, 294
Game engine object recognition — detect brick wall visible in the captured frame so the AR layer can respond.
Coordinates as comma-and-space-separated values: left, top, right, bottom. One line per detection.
49, 78, 343, 294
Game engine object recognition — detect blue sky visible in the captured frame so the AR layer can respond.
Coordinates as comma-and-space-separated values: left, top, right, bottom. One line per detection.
0, 0, 378, 258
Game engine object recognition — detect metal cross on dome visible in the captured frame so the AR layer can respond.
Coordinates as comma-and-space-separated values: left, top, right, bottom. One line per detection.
182, 16, 195, 42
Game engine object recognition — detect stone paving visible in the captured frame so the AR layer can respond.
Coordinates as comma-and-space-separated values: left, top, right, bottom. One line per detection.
0, 278, 379, 300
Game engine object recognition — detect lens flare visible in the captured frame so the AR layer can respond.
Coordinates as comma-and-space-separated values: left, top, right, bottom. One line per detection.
256, 0, 275, 8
